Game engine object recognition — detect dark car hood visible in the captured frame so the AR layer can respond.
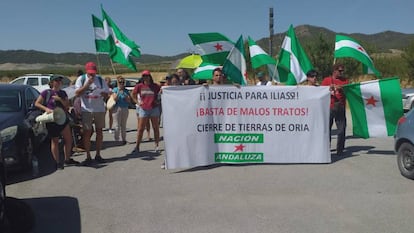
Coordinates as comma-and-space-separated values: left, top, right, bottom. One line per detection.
0, 112, 24, 131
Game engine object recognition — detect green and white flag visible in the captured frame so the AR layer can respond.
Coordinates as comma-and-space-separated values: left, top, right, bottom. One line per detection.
192, 62, 220, 80
343, 77, 403, 138
188, 32, 234, 65
248, 36, 276, 69
101, 8, 141, 71
247, 36, 278, 82
334, 35, 381, 77
276, 25, 313, 85
92, 15, 111, 53
222, 35, 247, 85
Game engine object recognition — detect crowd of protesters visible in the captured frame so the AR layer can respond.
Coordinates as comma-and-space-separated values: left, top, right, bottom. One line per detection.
41, 61, 347, 170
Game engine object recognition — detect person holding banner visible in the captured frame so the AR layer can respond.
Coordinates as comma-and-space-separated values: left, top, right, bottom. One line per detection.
306, 69, 320, 86
256, 72, 272, 86
321, 63, 349, 156
132, 70, 161, 153
212, 67, 226, 85
35, 76, 79, 169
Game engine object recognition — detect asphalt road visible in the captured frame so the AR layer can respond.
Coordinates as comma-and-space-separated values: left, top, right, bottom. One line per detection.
5, 109, 414, 233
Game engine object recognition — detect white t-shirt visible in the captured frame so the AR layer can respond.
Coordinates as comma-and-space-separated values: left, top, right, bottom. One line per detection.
256, 81, 272, 86
75, 74, 110, 113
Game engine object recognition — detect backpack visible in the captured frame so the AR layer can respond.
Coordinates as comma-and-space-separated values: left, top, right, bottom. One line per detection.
80, 74, 103, 87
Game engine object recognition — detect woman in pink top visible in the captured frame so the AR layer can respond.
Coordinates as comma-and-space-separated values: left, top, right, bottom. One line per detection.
132, 70, 161, 153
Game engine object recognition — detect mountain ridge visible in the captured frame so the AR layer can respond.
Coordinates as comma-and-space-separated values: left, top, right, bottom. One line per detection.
1, 25, 413, 68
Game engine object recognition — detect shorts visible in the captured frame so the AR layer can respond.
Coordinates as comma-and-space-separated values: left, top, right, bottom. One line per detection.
81, 112, 105, 130
46, 120, 69, 138
136, 106, 160, 118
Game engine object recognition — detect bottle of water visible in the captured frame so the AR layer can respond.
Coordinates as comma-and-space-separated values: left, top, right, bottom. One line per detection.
32, 155, 39, 176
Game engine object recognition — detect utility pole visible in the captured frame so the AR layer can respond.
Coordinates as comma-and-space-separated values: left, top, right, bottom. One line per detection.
269, 7, 274, 57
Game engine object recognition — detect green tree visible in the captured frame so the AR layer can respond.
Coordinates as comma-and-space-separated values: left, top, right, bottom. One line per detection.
306, 34, 333, 78
402, 40, 414, 79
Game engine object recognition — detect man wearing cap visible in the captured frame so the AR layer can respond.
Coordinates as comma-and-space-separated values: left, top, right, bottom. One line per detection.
306, 69, 319, 86
75, 62, 110, 165
256, 72, 272, 86
321, 63, 349, 156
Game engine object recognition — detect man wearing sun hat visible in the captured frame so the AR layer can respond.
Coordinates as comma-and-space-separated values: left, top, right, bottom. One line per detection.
75, 61, 110, 166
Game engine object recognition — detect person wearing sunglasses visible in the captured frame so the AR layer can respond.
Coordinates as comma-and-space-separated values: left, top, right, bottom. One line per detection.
110, 76, 131, 145
306, 69, 319, 86
321, 63, 349, 156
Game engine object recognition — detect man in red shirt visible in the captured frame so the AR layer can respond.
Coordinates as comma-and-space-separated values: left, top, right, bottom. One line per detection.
321, 63, 349, 156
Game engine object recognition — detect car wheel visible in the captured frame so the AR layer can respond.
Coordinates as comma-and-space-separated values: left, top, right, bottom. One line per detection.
397, 142, 414, 179
0, 181, 8, 233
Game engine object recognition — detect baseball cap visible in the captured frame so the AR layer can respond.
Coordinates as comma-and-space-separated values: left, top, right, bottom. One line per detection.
85, 62, 97, 74
142, 70, 151, 76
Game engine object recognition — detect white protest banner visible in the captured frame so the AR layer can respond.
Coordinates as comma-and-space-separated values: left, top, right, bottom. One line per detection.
161, 85, 331, 169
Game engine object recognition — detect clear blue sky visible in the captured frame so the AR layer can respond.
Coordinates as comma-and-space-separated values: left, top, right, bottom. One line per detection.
1, 0, 413, 56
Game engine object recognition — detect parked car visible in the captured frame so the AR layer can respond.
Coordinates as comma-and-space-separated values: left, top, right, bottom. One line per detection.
0, 135, 6, 232
110, 78, 141, 109
10, 74, 71, 92
401, 88, 414, 112
0, 84, 48, 170
394, 108, 414, 179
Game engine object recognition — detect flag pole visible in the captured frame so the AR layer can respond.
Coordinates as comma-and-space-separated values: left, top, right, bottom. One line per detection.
96, 53, 101, 72
109, 58, 116, 75
270, 60, 279, 82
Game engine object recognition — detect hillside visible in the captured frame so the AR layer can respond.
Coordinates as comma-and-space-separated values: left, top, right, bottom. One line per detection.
256, 25, 414, 55
1, 25, 413, 70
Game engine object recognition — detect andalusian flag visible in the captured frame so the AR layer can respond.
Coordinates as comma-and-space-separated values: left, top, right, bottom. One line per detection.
92, 15, 111, 53
248, 36, 276, 68
334, 35, 381, 77
101, 7, 141, 71
188, 32, 234, 65
222, 35, 247, 85
276, 25, 313, 85
343, 77, 403, 138
192, 63, 220, 80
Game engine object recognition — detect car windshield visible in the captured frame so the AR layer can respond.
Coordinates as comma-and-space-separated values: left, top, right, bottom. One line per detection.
0, 90, 22, 112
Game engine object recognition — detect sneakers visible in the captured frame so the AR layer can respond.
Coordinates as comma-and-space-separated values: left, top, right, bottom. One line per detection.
81, 157, 93, 166
57, 162, 64, 170
154, 146, 160, 153
94, 155, 105, 163
134, 146, 140, 154
161, 162, 165, 169
108, 129, 114, 134
64, 158, 80, 166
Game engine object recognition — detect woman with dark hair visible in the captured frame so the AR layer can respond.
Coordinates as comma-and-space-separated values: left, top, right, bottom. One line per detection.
132, 70, 161, 153
35, 76, 79, 169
